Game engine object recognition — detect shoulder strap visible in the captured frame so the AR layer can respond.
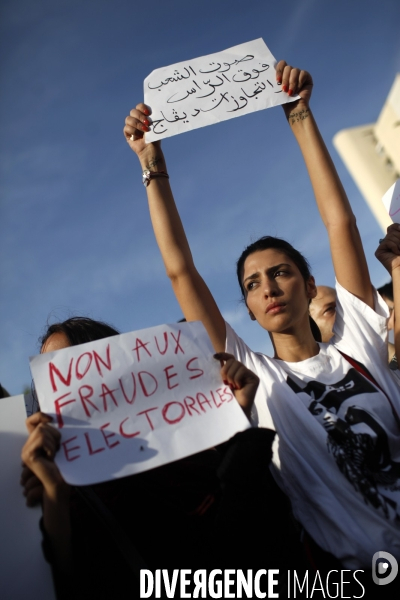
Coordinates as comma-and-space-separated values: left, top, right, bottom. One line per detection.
338, 350, 400, 430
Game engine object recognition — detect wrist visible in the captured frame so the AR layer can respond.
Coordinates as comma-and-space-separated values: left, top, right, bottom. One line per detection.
285, 106, 311, 126
138, 146, 167, 172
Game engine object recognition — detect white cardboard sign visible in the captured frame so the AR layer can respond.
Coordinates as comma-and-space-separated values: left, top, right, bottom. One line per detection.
30, 321, 250, 485
382, 178, 400, 223
0, 395, 56, 598
144, 38, 298, 141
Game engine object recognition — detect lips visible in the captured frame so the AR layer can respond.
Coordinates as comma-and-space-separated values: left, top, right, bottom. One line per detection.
266, 302, 286, 313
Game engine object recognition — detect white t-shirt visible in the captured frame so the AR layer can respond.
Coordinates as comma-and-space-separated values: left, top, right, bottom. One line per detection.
226, 281, 400, 569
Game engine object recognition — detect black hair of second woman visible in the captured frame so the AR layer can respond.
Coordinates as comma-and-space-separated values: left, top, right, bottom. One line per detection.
39, 317, 120, 349
236, 236, 321, 342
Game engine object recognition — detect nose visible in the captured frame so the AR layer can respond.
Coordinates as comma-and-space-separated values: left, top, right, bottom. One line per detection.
262, 276, 280, 298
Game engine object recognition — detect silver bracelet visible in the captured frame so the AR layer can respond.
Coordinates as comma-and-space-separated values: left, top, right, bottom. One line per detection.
142, 170, 169, 187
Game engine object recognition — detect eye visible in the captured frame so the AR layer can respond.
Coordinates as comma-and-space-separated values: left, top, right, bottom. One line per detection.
274, 269, 288, 277
324, 306, 336, 315
246, 280, 258, 291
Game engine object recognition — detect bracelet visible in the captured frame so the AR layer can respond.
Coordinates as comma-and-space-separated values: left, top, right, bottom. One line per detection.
142, 170, 169, 187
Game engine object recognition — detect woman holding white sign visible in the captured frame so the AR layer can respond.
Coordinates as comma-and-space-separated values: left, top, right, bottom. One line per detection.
124, 60, 400, 575
22, 317, 283, 599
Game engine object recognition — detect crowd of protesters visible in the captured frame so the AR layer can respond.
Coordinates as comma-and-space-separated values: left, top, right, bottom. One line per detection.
15, 58, 400, 598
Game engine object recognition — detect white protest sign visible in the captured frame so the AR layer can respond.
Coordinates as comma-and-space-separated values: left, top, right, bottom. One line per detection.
30, 321, 250, 485
144, 38, 299, 141
0, 395, 55, 599
382, 178, 400, 223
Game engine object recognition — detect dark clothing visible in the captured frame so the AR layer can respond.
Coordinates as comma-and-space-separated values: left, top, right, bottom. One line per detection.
42, 429, 305, 599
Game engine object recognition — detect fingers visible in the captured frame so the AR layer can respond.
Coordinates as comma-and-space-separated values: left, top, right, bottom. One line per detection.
20, 467, 44, 506
377, 224, 400, 253
22, 422, 61, 466
297, 69, 312, 96
214, 353, 259, 418
214, 353, 259, 390
124, 103, 152, 142
20, 464, 36, 485
21, 423, 64, 496
26, 411, 53, 434
25, 483, 44, 507
275, 60, 312, 96
275, 60, 286, 84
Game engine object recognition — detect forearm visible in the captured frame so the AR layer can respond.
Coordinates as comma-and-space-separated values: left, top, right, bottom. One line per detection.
42, 484, 72, 575
287, 108, 355, 228
287, 107, 373, 305
138, 145, 196, 280
136, 145, 226, 350
393, 266, 400, 359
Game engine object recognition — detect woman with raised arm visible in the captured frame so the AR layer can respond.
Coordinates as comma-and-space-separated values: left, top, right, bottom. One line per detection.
124, 61, 400, 572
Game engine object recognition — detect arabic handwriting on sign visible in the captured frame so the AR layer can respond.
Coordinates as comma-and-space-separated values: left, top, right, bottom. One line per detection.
148, 66, 197, 90
226, 95, 248, 113
196, 75, 225, 99
198, 54, 255, 74
198, 62, 222, 74
167, 86, 199, 104
144, 39, 297, 140
161, 109, 187, 123
200, 92, 230, 113
152, 119, 168, 135
231, 64, 270, 82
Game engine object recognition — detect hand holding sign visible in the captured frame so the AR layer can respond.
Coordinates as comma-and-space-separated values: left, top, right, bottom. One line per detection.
214, 352, 259, 418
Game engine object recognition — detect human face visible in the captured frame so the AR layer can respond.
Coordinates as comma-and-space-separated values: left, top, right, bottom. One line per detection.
381, 295, 394, 331
309, 286, 336, 343
41, 331, 71, 353
242, 249, 316, 334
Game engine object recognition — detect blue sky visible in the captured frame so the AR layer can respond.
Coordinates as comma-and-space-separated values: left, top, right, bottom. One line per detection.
1, 0, 400, 394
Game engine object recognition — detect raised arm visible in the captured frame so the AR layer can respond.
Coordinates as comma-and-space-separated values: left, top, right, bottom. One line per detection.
375, 223, 400, 358
277, 61, 374, 309
123, 105, 226, 352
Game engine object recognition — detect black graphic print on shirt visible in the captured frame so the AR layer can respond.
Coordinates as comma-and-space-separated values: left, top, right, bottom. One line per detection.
286, 368, 400, 520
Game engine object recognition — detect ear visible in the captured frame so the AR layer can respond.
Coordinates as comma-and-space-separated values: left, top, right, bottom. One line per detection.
306, 276, 317, 300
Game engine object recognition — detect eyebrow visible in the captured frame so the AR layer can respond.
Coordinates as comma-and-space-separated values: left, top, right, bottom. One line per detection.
243, 263, 292, 285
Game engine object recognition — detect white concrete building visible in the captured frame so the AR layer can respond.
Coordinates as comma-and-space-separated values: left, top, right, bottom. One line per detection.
333, 74, 400, 231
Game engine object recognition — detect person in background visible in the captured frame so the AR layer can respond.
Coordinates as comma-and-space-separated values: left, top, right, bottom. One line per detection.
309, 285, 336, 343
310, 281, 396, 359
